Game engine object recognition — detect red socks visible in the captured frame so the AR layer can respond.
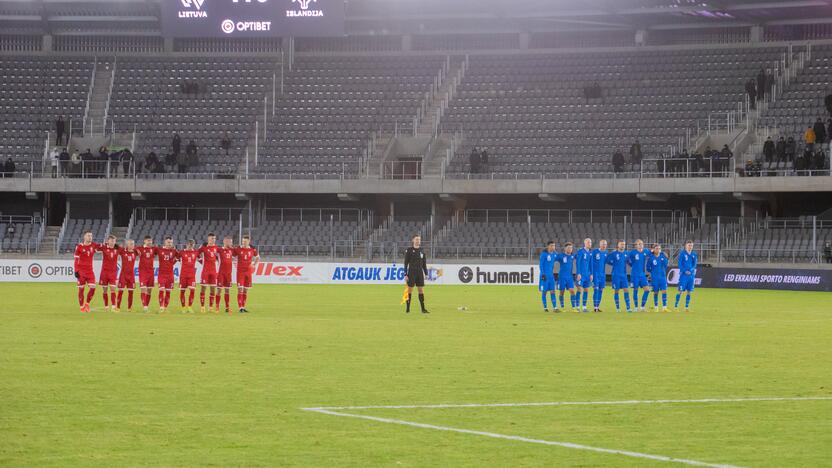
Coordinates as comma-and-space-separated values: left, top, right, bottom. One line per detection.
103, 290, 109, 307
127, 290, 134, 309
117, 290, 123, 308
180, 290, 186, 307
188, 289, 195, 306
78, 288, 85, 306
86, 288, 96, 304
224, 291, 230, 309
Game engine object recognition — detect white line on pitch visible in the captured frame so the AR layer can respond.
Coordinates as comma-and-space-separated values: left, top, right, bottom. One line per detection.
303, 408, 740, 468
302, 395, 832, 411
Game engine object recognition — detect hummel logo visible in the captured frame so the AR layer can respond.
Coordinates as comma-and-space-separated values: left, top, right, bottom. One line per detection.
293, 0, 316, 10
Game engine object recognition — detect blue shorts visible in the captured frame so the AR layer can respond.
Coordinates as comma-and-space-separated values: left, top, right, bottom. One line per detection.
631, 276, 649, 289
678, 274, 695, 292
558, 275, 575, 290
593, 277, 606, 290
539, 277, 556, 292
651, 276, 668, 291
577, 275, 591, 289
611, 275, 628, 290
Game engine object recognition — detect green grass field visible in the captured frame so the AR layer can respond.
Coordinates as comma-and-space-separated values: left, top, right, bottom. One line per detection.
1, 284, 831, 467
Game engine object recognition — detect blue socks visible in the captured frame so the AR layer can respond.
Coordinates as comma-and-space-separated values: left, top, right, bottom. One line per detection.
559, 294, 565, 309
614, 293, 620, 310
653, 292, 659, 307
623, 292, 631, 310
641, 290, 649, 307
541, 292, 548, 309
685, 293, 691, 308
581, 291, 588, 307
551, 292, 558, 309
662, 292, 667, 307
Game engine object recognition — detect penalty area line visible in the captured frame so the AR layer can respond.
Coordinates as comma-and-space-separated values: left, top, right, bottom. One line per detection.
303, 395, 832, 411
302, 407, 740, 468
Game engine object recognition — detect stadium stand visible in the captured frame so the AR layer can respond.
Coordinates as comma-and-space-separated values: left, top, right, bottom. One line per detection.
110, 57, 279, 174
59, 218, 109, 253
0, 219, 41, 253
257, 55, 445, 177
0, 56, 93, 168
442, 47, 786, 178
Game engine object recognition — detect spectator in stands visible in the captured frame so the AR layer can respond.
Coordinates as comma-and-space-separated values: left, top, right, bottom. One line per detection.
693, 151, 706, 175
469, 147, 480, 173
825, 93, 832, 117
121, 149, 133, 176
785, 136, 796, 162
177, 147, 189, 174
804, 126, 816, 151
612, 149, 625, 173
796, 147, 811, 172
745, 79, 757, 109
185, 140, 198, 171
813, 118, 827, 147
109, 149, 121, 177
583, 82, 602, 103
50, 146, 61, 177
220, 133, 232, 156
97, 146, 110, 178
71, 150, 82, 177
827, 119, 832, 144
172, 133, 181, 156
55, 115, 66, 146
719, 145, 732, 173
3, 157, 14, 176
823, 241, 831, 264
812, 148, 826, 171
59, 148, 70, 176
479, 148, 488, 172
629, 140, 642, 170
763, 137, 775, 162
756, 69, 766, 101
775, 136, 786, 163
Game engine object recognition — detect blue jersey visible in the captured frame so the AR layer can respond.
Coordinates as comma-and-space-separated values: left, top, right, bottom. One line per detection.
590, 249, 608, 277
606, 251, 628, 278
627, 249, 648, 279
575, 248, 592, 277
558, 253, 575, 276
538, 250, 557, 279
678, 250, 698, 275
646, 252, 669, 277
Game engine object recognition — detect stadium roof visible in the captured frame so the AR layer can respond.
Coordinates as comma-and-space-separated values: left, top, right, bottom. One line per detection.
0, 0, 830, 36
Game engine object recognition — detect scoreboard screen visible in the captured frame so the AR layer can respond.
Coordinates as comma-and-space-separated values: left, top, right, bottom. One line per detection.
161, 0, 345, 38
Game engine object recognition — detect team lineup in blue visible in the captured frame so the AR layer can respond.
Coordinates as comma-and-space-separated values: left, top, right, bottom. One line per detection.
538, 239, 698, 313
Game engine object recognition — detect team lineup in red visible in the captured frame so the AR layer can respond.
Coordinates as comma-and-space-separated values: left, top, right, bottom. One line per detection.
73, 232, 260, 314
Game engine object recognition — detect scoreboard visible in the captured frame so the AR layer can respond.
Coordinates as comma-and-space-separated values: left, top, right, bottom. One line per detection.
161, 0, 345, 38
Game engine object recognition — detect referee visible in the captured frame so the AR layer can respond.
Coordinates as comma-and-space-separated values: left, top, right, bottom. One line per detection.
403, 234, 430, 314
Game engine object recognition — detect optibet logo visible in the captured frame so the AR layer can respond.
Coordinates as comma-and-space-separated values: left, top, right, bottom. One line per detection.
28, 263, 43, 279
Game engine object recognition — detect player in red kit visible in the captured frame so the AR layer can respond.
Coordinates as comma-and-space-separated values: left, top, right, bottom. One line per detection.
73, 231, 99, 313
234, 235, 259, 313
217, 235, 236, 314
134, 236, 156, 313
117, 239, 138, 312
198, 233, 220, 313
156, 236, 179, 313
178, 239, 199, 313
96, 235, 120, 312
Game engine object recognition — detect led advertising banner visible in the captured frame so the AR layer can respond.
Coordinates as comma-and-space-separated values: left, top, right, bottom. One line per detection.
161, 0, 345, 38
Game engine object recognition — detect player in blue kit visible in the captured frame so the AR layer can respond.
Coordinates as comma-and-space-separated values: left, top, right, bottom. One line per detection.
538, 241, 559, 312
590, 239, 608, 312
575, 238, 593, 312
627, 239, 650, 311
605, 240, 631, 312
557, 242, 579, 310
675, 240, 698, 311
646, 243, 669, 311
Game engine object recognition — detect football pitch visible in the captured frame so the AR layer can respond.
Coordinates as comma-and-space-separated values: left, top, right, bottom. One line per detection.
1, 284, 830, 467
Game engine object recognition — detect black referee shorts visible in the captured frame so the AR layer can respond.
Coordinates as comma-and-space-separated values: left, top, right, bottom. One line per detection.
407, 269, 425, 287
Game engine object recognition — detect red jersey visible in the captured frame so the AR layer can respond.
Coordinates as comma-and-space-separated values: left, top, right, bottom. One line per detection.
178, 249, 199, 278
119, 249, 138, 278
74, 242, 99, 274
218, 247, 235, 275
234, 247, 259, 273
97, 244, 120, 275
156, 247, 178, 278
135, 246, 156, 274
199, 244, 220, 273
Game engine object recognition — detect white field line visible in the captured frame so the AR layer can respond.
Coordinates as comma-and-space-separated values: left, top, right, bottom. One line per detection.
303, 396, 832, 411
303, 407, 740, 468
